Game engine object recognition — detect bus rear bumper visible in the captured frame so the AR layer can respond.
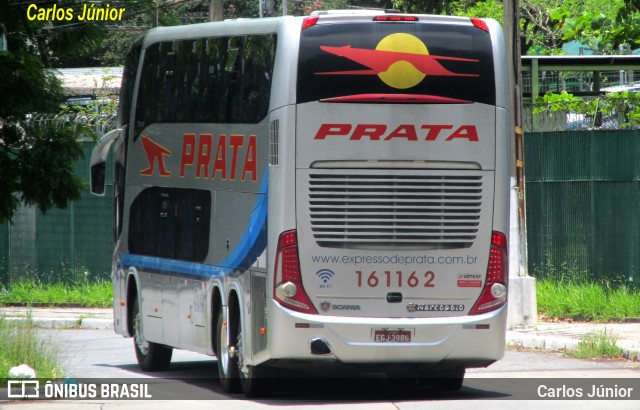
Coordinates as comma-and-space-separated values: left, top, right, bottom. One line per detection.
265, 300, 507, 368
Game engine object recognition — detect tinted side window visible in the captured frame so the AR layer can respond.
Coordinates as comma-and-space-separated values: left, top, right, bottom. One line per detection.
116, 40, 142, 240
297, 22, 495, 105
119, 41, 142, 129
135, 34, 276, 134
128, 188, 211, 262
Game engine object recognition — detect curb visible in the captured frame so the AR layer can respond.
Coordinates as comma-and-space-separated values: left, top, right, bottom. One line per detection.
3, 317, 112, 330
507, 333, 581, 351
507, 332, 640, 360
79, 318, 113, 330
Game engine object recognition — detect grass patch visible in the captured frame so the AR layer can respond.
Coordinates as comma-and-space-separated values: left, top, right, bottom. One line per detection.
567, 329, 624, 359
0, 278, 112, 308
0, 315, 65, 385
536, 263, 640, 321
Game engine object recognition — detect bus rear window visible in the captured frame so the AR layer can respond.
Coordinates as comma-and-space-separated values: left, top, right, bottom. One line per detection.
297, 22, 495, 105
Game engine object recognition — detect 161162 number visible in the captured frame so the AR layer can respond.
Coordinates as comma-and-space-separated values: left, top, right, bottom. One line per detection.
355, 270, 435, 288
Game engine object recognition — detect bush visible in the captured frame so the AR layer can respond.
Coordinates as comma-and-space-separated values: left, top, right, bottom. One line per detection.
535, 262, 640, 321
0, 315, 64, 384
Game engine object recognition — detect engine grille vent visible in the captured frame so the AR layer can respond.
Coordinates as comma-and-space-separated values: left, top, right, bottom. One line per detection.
308, 172, 483, 250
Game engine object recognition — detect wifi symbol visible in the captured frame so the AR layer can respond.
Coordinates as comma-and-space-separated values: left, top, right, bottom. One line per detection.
315, 269, 335, 284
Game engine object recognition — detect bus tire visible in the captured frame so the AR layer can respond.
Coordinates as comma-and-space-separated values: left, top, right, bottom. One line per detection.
237, 321, 272, 398
132, 298, 172, 372
216, 309, 240, 393
240, 365, 272, 398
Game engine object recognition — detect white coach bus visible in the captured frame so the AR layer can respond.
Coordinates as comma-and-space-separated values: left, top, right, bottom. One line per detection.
91, 10, 510, 397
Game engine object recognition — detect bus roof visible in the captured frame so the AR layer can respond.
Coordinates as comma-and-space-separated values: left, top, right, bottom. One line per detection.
141, 17, 285, 47
140, 11, 492, 47
309, 10, 484, 25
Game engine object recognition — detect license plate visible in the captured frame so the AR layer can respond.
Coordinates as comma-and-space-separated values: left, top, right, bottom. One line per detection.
373, 329, 412, 343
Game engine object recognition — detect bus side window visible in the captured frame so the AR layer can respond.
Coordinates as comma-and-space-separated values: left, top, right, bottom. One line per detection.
175, 190, 211, 261
128, 188, 160, 257
208, 37, 228, 123
156, 191, 176, 259
190, 39, 206, 122
129, 188, 211, 262
119, 42, 141, 130
175, 40, 196, 123
224, 36, 242, 122
114, 40, 139, 239
135, 43, 161, 138
244, 35, 272, 122
134, 33, 275, 129
161, 43, 176, 123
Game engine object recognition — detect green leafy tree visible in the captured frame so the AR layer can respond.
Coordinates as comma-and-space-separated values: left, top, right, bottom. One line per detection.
5, 0, 193, 67
95, 1, 192, 66
448, 0, 637, 55
393, 0, 453, 14
0, 1, 90, 222
349, 0, 395, 10
450, 0, 502, 20
449, 0, 567, 54
517, 0, 632, 55
519, 0, 567, 54
534, 90, 640, 129
555, 1, 640, 54
2, 0, 113, 68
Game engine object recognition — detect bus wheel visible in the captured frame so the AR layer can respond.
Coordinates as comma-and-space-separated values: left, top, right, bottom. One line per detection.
132, 298, 172, 371
237, 323, 272, 398
216, 309, 240, 393
239, 364, 272, 398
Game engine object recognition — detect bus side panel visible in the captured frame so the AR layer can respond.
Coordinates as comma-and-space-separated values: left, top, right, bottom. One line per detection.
494, 107, 511, 235
177, 278, 197, 350
488, 19, 509, 110
140, 270, 164, 344
161, 274, 179, 346
112, 263, 126, 335
260, 105, 297, 365
212, 187, 268, 359
118, 121, 268, 351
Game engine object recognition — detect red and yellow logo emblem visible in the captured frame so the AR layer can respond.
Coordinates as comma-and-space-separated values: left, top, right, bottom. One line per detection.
317, 33, 479, 90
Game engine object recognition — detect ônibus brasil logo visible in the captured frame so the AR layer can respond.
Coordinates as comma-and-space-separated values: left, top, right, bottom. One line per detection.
316, 33, 479, 89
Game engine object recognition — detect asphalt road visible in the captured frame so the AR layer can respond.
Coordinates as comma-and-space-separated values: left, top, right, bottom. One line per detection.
3, 328, 640, 409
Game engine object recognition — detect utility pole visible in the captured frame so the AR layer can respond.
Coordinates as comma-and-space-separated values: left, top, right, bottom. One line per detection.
504, 0, 537, 328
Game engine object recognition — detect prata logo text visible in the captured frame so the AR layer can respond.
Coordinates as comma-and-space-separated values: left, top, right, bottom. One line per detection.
314, 123, 479, 141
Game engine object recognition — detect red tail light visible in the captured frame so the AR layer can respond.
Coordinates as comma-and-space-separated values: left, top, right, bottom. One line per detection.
373, 15, 418, 22
274, 230, 317, 314
470, 18, 489, 32
302, 16, 319, 30
469, 231, 508, 315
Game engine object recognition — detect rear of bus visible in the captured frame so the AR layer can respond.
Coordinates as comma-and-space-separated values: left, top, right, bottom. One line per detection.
269, 12, 510, 378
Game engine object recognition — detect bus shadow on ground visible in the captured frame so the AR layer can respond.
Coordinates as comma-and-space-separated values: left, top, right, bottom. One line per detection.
95, 361, 510, 401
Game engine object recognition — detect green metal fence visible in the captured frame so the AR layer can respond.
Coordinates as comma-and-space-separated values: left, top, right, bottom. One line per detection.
0, 142, 113, 285
525, 130, 640, 283
0, 222, 7, 285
